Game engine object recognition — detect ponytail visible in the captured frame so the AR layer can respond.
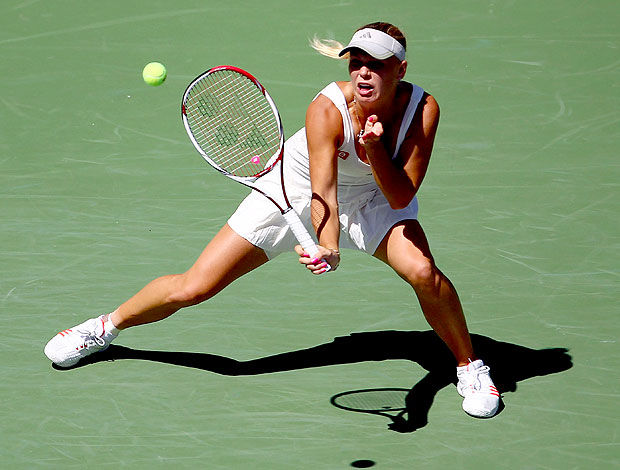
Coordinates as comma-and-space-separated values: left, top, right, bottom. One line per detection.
309, 36, 348, 59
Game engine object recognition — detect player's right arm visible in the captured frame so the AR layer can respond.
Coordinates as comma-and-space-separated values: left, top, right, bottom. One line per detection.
303, 94, 343, 271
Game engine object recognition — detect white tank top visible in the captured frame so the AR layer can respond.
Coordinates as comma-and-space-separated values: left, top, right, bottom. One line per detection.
283, 81, 425, 199
320, 81, 425, 183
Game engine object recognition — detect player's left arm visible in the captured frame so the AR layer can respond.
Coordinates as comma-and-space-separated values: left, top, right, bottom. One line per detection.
363, 93, 440, 209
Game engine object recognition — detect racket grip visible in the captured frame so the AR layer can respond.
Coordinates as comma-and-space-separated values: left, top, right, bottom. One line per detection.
282, 208, 331, 272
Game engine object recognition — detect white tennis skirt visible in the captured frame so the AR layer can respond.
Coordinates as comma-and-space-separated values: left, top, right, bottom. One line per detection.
227, 168, 419, 259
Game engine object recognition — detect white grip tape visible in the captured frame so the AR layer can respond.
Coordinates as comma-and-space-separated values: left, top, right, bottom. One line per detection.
282, 208, 331, 272
282, 208, 319, 257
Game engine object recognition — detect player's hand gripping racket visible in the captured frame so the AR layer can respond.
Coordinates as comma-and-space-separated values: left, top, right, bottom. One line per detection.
181, 65, 328, 271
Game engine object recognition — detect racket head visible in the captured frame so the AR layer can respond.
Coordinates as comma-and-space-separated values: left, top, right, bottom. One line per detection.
181, 65, 284, 182
330, 388, 409, 413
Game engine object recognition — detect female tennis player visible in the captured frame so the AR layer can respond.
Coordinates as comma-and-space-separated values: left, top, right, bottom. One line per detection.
44, 22, 500, 419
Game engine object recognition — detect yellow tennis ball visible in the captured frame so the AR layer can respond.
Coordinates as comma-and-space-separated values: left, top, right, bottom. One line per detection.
142, 62, 167, 86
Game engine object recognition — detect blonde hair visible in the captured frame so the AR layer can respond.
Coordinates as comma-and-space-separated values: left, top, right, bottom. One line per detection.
310, 22, 406, 60
309, 36, 347, 59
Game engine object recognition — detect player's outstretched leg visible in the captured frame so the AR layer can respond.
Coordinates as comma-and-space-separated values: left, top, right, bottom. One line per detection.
44, 224, 268, 367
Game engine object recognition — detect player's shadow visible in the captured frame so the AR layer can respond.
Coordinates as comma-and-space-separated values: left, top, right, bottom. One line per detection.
54, 330, 572, 433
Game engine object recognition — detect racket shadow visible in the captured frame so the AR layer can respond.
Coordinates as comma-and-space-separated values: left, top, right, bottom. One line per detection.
53, 330, 572, 432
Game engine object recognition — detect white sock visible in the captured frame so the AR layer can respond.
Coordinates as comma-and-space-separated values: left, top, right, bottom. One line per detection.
104, 311, 120, 338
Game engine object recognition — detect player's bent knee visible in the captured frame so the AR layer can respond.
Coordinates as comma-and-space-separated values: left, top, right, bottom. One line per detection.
400, 258, 437, 289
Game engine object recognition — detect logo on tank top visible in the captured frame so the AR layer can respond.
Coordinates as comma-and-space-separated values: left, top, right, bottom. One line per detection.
338, 151, 350, 160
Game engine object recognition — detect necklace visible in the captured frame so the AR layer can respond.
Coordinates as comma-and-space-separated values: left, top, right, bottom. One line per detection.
352, 99, 365, 139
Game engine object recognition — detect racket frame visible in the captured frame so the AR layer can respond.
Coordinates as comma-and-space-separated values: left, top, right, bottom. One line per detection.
181, 65, 286, 208
181, 65, 324, 261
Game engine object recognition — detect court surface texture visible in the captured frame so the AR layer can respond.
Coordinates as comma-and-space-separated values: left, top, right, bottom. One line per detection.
1, 1, 618, 468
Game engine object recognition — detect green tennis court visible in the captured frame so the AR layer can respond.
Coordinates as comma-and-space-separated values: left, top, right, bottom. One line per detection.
2, 1, 618, 468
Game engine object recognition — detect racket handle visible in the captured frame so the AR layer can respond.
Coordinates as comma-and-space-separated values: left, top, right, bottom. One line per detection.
282, 208, 331, 273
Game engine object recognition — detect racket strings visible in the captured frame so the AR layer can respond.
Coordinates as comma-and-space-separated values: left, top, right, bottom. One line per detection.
184, 69, 281, 178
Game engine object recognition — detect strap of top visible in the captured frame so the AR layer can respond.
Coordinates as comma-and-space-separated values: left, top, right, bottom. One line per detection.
316, 82, 426, 161
392, 84, 425, 159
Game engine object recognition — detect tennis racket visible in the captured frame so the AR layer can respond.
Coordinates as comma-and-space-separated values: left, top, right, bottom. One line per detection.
181, 65, 325, 267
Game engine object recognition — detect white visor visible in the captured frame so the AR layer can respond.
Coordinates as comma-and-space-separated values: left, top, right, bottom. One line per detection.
338, 28, 406, 61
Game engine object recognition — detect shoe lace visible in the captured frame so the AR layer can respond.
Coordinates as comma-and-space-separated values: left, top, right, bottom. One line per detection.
461, 365, 492, 391
76, 328, 106, 348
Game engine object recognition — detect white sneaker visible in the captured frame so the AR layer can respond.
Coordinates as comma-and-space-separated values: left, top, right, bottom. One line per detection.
44, 315, 118, 367
456, 359, 500, 418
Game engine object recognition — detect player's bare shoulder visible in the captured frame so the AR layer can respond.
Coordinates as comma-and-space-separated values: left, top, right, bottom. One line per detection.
421, 93, 440, 134
305, 84, 346, 147
307, 84, 346, 122
405, 92, 439, 142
